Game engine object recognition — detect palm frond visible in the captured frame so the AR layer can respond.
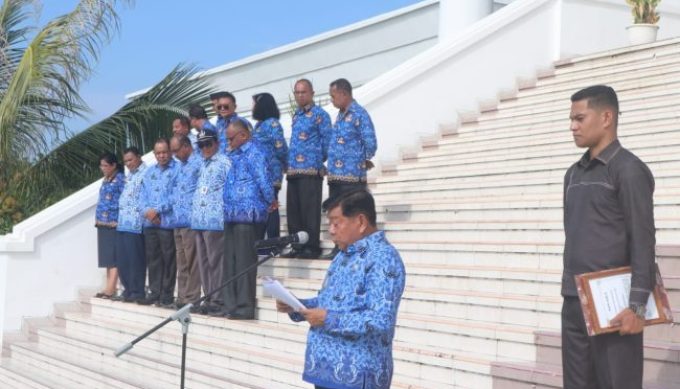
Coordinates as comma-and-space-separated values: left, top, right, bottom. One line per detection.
10, 63, 215, 214
0, 0, 132, 173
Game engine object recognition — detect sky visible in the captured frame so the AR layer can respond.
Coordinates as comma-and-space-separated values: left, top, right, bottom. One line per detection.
37, 0, 424, 131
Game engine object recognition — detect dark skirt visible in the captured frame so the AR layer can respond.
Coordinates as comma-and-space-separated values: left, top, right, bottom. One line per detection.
97, 226, 117, 268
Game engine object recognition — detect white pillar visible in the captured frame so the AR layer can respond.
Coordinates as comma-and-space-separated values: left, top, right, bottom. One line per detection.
439, 0, 495, 41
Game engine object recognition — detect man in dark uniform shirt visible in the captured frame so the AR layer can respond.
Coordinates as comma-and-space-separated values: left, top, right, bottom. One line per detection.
562, 85, 656, 389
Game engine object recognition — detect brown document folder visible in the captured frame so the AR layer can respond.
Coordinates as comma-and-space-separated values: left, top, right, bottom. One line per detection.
574, 265, 673, 336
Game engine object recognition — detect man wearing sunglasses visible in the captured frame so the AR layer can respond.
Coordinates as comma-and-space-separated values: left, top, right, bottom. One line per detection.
214, 91, 241, 154
190, 128, 232, 315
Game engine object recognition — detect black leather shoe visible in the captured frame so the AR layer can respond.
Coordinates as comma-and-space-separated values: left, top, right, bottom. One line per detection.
297, 248, 321, 259
319, 247, 340, 260
205, 304, 224, 316
136, 297, 159, 306
123, 295, 140, 303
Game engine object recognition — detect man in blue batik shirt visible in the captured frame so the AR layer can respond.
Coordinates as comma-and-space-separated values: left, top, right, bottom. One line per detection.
284, 79, 332, 259
115, 147, 147, 303
190, 128, 231, 315
222, 119, 276, 319
172, 116, 199, 154
214, 91, 241, 154
278, 190, 405, 389
138, 138, 180, 308
170, 135, 202, 308
189, 104, 218, 145
322, 78, 378, 259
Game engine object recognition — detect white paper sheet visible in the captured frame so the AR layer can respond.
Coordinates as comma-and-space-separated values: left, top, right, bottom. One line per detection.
262, 277, 306, 312
588, 273, 659, 328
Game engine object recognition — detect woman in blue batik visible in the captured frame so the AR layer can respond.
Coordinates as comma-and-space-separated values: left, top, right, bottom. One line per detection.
94, 152, 125, 298
251, 92, 288, 241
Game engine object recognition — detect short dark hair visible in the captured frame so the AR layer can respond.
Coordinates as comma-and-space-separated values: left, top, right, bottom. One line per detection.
123, 146, 141, 157
571, 85, 619, 125
252, 92, 280, 121
174, 116, 191, 129
154, 137, 170, 148
230, 117, 253, 133
323, 189, 377, 227
188, 104, 208, 120
295, 78, 314, 91
330, 78, 352, 96
173, 135, 192, 148
215, 91, 236, 104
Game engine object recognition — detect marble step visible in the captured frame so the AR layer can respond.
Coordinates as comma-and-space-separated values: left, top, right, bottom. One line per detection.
490, 360, 680, 389
0, 357, 75, 389
485, 76, 680, 122
491, 329, 680, 389
9, 341, 141, 389
530, 49, 680, 91
83, 295, 558, 360
55, 308, 469, 388
33, 326, 282, 389
498, 67, 680, 114
424, 116, 680, 159
393, 130, 680, 174
550, 39, 680, 77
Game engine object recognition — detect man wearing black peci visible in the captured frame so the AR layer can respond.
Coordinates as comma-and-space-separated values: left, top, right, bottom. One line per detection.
562, 85, 656, 389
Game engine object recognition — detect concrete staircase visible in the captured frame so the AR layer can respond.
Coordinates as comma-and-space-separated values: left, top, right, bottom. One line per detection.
3, 39, 680, 388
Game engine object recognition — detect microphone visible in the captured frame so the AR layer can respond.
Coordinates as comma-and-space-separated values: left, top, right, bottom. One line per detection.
255, 231, 309, 249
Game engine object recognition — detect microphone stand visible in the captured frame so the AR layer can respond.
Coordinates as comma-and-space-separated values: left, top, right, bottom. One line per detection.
113, 246, 283, 389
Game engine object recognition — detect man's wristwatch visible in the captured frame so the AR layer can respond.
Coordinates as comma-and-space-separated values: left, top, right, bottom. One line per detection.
629, 302, 647, 319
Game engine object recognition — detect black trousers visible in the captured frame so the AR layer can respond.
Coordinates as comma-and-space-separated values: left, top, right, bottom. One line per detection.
223, 223, 257, 318
562, 297, 643, 389
260, 188, 281, 241
287, 176, 323, 251
328, 181, 367, 202
143, 227, 177, 303
116, 231, 146, 299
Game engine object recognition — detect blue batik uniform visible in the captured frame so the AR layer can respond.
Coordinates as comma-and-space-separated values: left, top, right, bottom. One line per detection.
139, 159, 179, 230
191, 153, 231, 231
96, 172, 125, 227
288, 104, 332, 178
223, 141, 274, 224
188, 129, 200, 154
252, 118, 288, 188
171, 154, 202, 228
215, 114, 241, 154
117, 163, 147, 234
289, 231, 405, 389
327, 101, 377, 183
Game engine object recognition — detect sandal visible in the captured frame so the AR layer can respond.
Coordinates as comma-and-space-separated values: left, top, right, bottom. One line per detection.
95, 292, 114, 299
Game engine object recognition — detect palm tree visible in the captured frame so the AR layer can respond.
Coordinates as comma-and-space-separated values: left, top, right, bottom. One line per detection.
0, 0, 214, 233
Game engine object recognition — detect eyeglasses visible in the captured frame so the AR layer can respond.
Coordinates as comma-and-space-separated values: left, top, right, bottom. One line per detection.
217, 105, 231, 110
198, 140, 214, 149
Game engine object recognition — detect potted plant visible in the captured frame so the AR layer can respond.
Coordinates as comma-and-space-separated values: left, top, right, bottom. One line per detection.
626, 0, 661, 45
